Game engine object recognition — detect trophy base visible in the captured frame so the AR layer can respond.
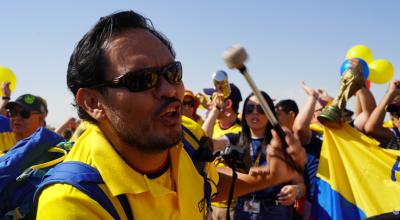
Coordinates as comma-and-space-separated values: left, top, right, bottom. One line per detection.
317, 106, 342, 129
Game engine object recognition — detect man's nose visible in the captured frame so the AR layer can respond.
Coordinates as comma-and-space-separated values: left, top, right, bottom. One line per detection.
154, 74, 180, 99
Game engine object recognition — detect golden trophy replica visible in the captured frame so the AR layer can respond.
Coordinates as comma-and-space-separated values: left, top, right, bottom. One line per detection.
317, 58, 366, 128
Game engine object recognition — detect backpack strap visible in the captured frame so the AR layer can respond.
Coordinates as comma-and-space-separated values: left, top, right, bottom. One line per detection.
182, 125, 199, 157
16, 147, 68, 182
182, 125, 214, 213
34, 161, 133, 220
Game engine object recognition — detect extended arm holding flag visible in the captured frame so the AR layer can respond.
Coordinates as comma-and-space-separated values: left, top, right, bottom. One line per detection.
364, 80, 400, 148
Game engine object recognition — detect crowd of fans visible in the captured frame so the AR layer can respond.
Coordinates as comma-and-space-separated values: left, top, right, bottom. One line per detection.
1, 10, 399, 220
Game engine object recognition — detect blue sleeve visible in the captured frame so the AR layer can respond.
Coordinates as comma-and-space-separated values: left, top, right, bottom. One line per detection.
0, 115, 11, 132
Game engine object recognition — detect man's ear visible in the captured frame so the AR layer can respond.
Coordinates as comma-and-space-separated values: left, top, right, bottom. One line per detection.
289, 111, 297, 118
225, 99, 233, 109
38, 113, 46, 127
76, 88, 106, 121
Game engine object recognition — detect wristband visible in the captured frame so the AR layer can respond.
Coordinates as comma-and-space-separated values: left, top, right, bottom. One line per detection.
2, 96, 10, 100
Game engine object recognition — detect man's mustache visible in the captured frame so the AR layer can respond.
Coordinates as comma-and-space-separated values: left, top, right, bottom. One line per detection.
154, 97, 181, 115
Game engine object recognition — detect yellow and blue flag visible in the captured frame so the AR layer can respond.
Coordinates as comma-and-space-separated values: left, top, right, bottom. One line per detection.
313, 124, 400, 219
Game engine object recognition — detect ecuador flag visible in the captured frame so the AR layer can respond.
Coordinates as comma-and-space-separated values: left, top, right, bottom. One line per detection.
313, 124, 400, 219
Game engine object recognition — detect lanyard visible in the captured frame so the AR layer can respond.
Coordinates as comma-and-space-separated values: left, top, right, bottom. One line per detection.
249, 139, 264, 166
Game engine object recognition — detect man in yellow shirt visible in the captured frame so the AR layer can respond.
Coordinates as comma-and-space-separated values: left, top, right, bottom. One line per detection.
36, 10, 306, 220
201, 83, 243, 219
0, 91, 48, 154
202, 82, 242, 140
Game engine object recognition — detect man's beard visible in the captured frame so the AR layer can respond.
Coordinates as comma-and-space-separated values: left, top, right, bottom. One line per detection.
108, 98, 183, 154
111, 116, 182, 153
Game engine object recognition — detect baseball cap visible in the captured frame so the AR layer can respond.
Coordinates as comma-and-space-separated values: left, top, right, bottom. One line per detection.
184, 90, 196, 99
6, 94, 48, 114
184, 90, 199, 108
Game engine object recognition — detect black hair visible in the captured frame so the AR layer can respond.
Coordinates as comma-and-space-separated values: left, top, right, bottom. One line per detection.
230, 98, 241, 114
275, 99, 299, 115
63, 129, 73, 140
228, 84, 242, 114
238, 91, 276, 148
67, 10, 175, 123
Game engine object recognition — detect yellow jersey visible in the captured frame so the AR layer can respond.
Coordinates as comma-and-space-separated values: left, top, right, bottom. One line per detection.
37, 124, 219, 220
212, 119, 241, 139
212, 118, 242, 208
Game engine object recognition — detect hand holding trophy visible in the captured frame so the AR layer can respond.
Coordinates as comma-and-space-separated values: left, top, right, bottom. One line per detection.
317, 58, 367, 128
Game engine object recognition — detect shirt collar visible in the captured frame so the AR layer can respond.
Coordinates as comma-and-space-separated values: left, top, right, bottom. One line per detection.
88, 125, 182, 197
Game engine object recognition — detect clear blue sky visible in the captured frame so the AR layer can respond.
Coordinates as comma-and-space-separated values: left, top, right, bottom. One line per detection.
1, 1, 399, 127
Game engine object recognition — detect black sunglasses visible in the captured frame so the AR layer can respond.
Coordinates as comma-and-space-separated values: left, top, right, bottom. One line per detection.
91, 61, 182, 92
182, 99, 195, 107
7, 108, 40, 119
245, 104, 264, 114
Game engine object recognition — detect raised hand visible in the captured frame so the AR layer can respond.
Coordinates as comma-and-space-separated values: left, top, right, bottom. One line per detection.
196, 93, 211, 110
387, 80, 400, 97
267, 127, 307, 168
211, 92, 225, 111
301, 81, 318, 99
1, 81, 11, 97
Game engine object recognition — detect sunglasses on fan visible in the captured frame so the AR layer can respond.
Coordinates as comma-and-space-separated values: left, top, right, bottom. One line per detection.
7, 108, 41, 119
182, 99, 195, 107
91, 61, 182, 92
245, 104, 265, 114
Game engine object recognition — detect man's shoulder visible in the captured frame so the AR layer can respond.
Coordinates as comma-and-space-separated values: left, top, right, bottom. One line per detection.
37, 182, 105, 219
64, 139, 94, 165
213, 121, 242, 138
64, 125, 100, 164
182, 116, 205, 139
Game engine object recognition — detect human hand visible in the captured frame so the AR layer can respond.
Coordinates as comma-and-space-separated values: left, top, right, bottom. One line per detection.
277, 185, 299, 206
267, 127, 307, 168
284, 130, 307, 167
301, 81, 318, 99
387, 80, 400, 97
349, 58, 360, 69
1, 81, 11, 97
317, 89, 330, 98
196, 93, 211, 109
211, 92, 225, 111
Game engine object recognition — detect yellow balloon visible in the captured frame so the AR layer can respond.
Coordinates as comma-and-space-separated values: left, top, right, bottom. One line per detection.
0, 66, 17, 96
345, 45, 374, 64
368, 59, 394, 84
